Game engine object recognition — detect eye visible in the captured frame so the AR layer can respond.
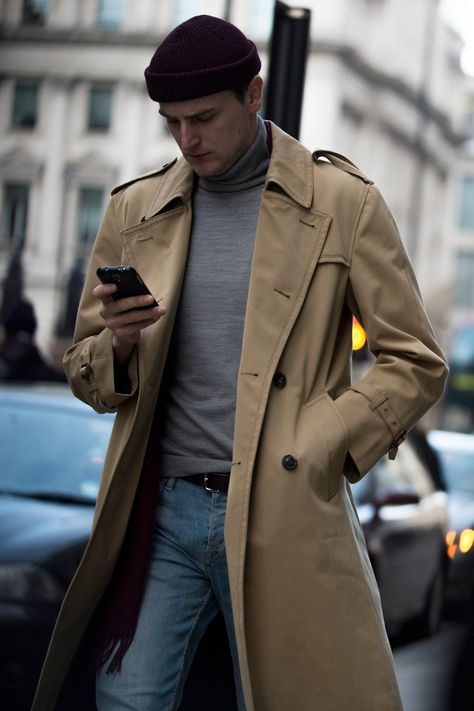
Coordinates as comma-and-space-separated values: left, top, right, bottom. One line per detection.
195, 113, 215, 123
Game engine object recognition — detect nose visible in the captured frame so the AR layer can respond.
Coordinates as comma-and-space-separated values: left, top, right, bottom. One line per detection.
180, 122, 199, 152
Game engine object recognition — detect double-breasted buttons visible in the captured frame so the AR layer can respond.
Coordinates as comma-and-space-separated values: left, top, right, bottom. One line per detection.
282, 454, 298, 470
273, 372, 287, 389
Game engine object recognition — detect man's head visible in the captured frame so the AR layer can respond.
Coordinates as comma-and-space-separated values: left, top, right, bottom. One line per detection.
145, 15, 264, 177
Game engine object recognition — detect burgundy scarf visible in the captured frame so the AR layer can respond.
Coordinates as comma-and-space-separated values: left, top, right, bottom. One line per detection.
89, 414, 161, 674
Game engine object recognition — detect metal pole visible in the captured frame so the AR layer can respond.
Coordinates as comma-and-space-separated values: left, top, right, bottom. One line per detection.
263, 1, 311, 139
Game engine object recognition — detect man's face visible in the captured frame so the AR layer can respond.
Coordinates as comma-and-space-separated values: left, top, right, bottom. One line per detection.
159, 77, 263, 177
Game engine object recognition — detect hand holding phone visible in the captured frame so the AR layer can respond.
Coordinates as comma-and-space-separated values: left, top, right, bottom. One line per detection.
96, 265, 158, 309
94, 264, 164, 363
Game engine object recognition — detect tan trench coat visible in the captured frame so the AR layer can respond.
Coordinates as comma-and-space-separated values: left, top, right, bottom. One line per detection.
33, 123, 447, 711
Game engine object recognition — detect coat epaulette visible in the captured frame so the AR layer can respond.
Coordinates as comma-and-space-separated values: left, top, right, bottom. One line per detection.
312, 149, 373, 185
111, 159, 178, 196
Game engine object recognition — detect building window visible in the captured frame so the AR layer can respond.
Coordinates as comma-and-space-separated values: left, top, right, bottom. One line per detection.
77, 187, 104, 245
22, 0, 48, 25
455, 251, 474, 308
0, 183, 29, 247
87, 85, 113, 131
97, 0, 124, 30
11, 81, 39, 129
459, 177, 474, 229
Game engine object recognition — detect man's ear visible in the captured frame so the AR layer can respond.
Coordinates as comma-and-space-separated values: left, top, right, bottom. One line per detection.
247, 75, 263, 113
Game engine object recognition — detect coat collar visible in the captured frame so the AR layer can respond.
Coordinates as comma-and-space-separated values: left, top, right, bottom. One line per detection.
142, 157, 195, 221
142, 121, 314, 220
264, 122, 314, 209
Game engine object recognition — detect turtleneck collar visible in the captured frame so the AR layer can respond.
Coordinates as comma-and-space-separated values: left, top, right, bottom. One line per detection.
197, 115, 270, 194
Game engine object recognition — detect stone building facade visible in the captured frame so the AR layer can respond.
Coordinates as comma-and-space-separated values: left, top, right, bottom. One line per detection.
0, 0, 468, 358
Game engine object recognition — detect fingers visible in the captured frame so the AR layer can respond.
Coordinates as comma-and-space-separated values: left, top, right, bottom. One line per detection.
106, 305, 165, 339
92, 283, 167, 345
98, 293, 158, 318
93, 283, 117, 303
108, 304, 166, 364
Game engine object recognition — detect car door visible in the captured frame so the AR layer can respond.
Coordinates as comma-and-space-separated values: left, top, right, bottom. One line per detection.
371, 444, 448, 626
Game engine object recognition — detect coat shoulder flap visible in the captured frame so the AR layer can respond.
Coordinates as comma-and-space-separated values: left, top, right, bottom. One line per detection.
312, 149, 373, 185
111, 159, 178, 196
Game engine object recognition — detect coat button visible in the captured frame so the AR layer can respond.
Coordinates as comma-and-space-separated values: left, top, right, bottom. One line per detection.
282, 454, 298, 470
273, 372, 287, 389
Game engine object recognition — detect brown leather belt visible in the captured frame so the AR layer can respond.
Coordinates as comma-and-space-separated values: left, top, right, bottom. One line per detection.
182, 472, 230, 493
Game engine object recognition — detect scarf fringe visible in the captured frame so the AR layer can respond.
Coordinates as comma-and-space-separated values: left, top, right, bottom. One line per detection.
89, 634, 133, 675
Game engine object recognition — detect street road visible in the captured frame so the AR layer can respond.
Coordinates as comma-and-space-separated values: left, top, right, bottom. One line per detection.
394, 617, 471, 711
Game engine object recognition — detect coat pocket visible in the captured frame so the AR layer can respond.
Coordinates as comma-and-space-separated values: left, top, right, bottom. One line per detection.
301, 392, 349, 500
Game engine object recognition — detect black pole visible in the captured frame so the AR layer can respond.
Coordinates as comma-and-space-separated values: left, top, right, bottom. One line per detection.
0, 198, 25, 323
55, 257, 85, 338
263, 1, 311, 139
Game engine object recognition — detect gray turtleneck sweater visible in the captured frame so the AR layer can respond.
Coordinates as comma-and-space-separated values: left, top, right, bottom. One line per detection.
157, 116, 270, 477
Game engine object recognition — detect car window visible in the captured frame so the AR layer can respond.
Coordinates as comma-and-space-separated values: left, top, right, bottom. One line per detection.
450, 325, 474, 368
0, 400, 114, 502
434, 449, 474, 493
386, 444, 434, 499
354, 444, 434, 502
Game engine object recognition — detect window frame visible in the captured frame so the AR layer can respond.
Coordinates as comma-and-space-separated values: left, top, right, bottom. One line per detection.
87, 84, 114, 132
22, 0, 48, 26
0, 182, 30, 248
96, 0, 124, 30
76, 186, 105, 247
11, 80, 40, 130
459, 175, 474, 230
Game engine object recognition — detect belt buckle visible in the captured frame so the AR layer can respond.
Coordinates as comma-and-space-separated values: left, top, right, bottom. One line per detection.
204, 473, 218, 493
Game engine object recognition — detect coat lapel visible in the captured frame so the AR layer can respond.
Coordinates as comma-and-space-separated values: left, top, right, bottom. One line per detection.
233, 125, 332, 473
120, 159, 194, 387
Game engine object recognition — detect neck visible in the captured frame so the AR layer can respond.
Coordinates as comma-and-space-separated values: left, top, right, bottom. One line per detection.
198, 115, 269, 193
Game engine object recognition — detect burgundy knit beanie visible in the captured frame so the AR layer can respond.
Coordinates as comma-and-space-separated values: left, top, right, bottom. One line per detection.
145, 15, 261, 103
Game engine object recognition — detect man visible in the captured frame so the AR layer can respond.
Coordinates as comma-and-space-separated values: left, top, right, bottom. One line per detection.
32, 15, 448, 711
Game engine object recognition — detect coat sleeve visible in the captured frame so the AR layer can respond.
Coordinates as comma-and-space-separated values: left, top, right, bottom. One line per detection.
333, 183, 448, 480
63, 196, 139, 413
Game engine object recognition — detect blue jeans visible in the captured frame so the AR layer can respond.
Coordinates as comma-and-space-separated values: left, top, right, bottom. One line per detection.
96, 477, 245, 711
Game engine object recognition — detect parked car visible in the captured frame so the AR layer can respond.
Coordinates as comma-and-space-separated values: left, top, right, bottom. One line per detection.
443, 321, 474, 432
0, 383, 451, 709
0, 384, 115, 710
351, 437, 450, 639
0, 384, 235, 711
427, 429, 474, 608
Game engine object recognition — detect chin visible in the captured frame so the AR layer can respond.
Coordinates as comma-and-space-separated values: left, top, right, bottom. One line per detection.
188, 154, 234, 178
195, 165, 225, 178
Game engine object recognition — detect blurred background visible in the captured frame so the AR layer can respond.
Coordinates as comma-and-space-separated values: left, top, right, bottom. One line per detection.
0, 3, 473, 710
1, 0, 474, 429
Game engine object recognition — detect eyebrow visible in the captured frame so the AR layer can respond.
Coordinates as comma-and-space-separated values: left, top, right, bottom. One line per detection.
158, 107, 216, 121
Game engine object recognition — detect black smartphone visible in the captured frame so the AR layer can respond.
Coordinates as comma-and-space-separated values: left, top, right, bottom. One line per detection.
96, 265, 158, 309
